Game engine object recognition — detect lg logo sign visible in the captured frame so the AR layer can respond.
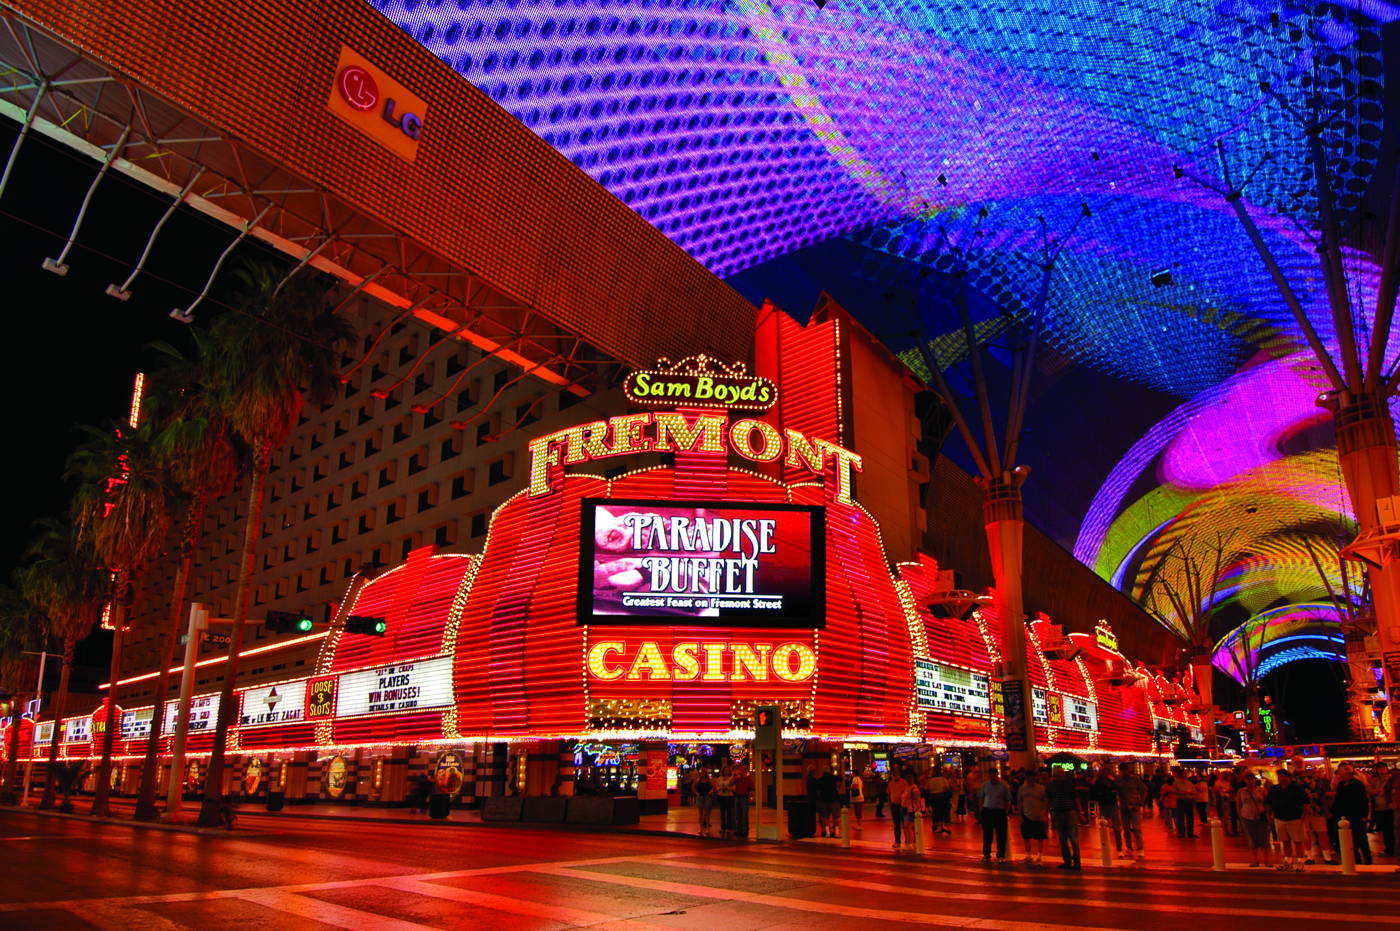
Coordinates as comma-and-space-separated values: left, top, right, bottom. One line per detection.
327, 48, 428, 161
337, 64, 423, 141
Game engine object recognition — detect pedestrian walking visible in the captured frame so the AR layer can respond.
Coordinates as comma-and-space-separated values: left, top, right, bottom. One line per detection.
1267, 769, 1310, 871
1018, 769, 1049, 865
816, 765, 840, 838
1369, 763, 1394, 857
978, 768, 1011, 862
1235, 772, 1272, 868
694, 769, 715, 835
1332, 763, 1374, 866
1047, 767, 1082, 870
901, 774, 927, 850
732, 766, 754, 840
1114, 763, 1148, 859
1091, 766, 1123, 856
887, 769, 911, 848
713, 765, 736, 838
849, 769, 866, 824
1171, 768, 1197, 839
926, 766, 953, 836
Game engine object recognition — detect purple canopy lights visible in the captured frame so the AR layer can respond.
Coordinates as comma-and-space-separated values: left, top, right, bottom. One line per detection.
1213, 603, 1347, 685
371, 0, 1393, 675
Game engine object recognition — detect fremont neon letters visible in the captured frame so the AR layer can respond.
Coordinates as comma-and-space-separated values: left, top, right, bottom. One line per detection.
527, 412, 862, 502
586, 640, 817, 682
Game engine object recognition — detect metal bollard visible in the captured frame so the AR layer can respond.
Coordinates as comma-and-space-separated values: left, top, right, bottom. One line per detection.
1210, 818, 1226, 871
841, 805, 851, 847
1098, 817, 1113, 868
1338, 818, 1356, 874
914, 811, 926, 854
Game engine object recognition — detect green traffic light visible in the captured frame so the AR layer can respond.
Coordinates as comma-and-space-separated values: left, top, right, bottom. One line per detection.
297, 617, 314, 632
374, 620, 386, 634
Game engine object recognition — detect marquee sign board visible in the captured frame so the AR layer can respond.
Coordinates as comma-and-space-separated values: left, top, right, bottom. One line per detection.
914, 658, 992, 717
336, 657, 454, 717
240, 681, 308, 728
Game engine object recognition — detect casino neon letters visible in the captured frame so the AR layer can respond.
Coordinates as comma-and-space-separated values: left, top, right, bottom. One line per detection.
586, 639, 817, 682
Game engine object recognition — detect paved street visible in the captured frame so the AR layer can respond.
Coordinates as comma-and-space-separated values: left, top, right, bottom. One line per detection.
2, 807, 1398, 930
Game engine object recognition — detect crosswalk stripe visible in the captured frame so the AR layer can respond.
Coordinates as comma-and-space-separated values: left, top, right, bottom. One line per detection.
569, 858, 1400, 924
700, 847, 1400, 900
69, 902, 190, 930
234, 889, 437, 931
0, 852, 654, 913
376, 875, 674, 929
527, 864, 1131, 931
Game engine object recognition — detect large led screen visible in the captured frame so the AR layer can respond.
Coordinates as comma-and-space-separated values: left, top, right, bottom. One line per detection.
579, 499, 824, 627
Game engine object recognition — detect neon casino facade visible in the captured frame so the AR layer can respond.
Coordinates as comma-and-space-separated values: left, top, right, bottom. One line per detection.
12, 308, 1204, 807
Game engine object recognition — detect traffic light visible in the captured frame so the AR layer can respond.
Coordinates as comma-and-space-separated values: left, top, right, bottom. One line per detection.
345, 615, 387, 637
265, 610, 314, 634
754, 704, 780, 750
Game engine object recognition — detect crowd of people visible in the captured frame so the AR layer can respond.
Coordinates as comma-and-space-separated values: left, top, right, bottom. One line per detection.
684, 755, 1400, 873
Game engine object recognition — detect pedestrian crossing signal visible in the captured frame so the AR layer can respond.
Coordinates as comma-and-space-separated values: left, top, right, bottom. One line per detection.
754, 705, 779, 750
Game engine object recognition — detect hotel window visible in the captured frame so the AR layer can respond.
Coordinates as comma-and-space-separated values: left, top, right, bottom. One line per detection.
407, 450, 427, 475
414, 372, 432, 396
357, 510, 376, 534
378, 461, 397, 488
488, 456, 512, 486
392, 418, 411, 444
470, 512, 488, 538
450, 471, 474, 500
385, 497, 406, 525
416, 485, 439, 513
440, 434, 463, 462
434, 522, 457, 547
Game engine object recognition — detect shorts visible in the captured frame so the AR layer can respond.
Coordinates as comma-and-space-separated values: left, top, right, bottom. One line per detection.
828, 801, 843, 818
1019, 818, 1047, 840
1275, 818, 1306, 844
1241, 818, 1270, 849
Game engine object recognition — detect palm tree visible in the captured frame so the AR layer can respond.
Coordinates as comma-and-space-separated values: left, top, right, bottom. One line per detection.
68, 418, 178, 816
0, 582, 44, 798
196, 262, 352, 827
21, 516, 108, 810
132, 339, 242, 821
1137, 528, 1239, 757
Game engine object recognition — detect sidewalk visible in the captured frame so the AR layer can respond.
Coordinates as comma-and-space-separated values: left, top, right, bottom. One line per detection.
14, 793, 1398, 874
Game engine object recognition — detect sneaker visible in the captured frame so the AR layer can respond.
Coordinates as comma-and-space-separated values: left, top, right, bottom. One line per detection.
1304, 858, 1315, 865
1057, 863, 1075, 870
982, 855, 991, 862
1294, 864, 1304, 873
893, 842, 902, 849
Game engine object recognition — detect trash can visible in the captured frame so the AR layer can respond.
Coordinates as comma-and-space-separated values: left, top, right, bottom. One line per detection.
786, 796, 815, 839
428, 792, 451, 820
265, 791, 284, 812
